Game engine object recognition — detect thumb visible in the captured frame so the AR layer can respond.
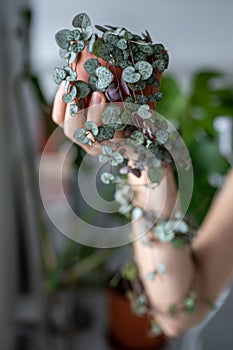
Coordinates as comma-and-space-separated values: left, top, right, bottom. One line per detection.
86, 91, 106, 125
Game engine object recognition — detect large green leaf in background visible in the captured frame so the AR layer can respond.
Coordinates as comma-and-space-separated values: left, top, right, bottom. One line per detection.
157, 71, 232, 224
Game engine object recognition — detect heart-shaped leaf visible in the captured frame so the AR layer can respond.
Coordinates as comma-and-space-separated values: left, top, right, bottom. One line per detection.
154, 129, 169, 144
117, 39, 127, 50
98, 43, 114, 61
53, 68, 67, 84
101, 172, 115, 184
95, 126, 115, 141
71, 40, 85, 53
95, 66, 114, 90
74, 81, 91, 98
55, 29, 70, 49
130, 130, 144, 145
67, 29, 81, 41
73, 128, 92, 145
135, 61, 153, 80
137, 104, 151, 119
64, 67, 77, 82
153, 59, 166, 73
103, 33, 119, 45
122, 66, 141, 83
137, 42, 154, 55
62, 85, 77, 103
84, 121, 99, 136
110, 152, 124, 166
84, 58, 99, 75
72, 13, 91, 29
102, 145, 113, 155
70, 104, 79, 117
88, 75, 98, 90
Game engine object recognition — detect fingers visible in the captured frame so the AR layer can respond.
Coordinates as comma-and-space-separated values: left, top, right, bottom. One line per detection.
51, 82, 67, 126
86, 91, 106, 125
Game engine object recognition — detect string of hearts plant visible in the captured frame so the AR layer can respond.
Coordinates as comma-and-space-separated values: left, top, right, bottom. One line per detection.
53, 13, 208, 337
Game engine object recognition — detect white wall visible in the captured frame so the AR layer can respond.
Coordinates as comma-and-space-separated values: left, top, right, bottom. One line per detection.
30, 0, 233, 98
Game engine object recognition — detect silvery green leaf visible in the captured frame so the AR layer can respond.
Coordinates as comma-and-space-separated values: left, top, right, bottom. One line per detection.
130, 130, 144, 146
155, 221, 175, 242
175, 220, 189, 233
153, 59, 166, 73
121, 110, 132, 124
154, 129, 169, 144
83, 58, 99, 75
137, 43, 153, 55
134, 51, 147, 62
137, 104, 151, 119
114, 27, 125, 36
99, 155, 109, 163
123, 31, 133, 40
98, 43, 114, 61
64, 67, 77, 81
100, 172, 115, 184
72, 13, 91, 29
71, 40, 85, 53
88, 33, 97, 52
110, 152, 124, 166
102, 105, 122, 121
73, 128, 92, 145
70, 104, 79, 117
135, 61, 153, 80
155, 91, 163, 101
55, 29, 70, 49
95, 66, 114, 90
62, 85, 77, 103
103, 32, 119, 45
148, 166, 164, 183
88, 75, 97, 90
157, 262, 166, 275
153, 43, 164, 55
75, 81, 91, 98
132, 207, 143, 220
102, 145, 112, 155
147, 94, 157, 103
83, 26, 93, 40
84, 121, 98, 136
113, 48, 124, 65
122, 66, 141, 83
117, 38, 127, 50
53, 67, 67, 84
67, 29, 81, 41
95, 126, 115, 141
136, 95, 148, 104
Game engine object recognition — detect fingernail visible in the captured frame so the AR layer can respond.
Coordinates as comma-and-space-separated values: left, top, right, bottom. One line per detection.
91, 92, 103, 105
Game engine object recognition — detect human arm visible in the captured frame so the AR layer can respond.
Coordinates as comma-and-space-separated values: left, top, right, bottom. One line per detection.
131, 167, 233, 337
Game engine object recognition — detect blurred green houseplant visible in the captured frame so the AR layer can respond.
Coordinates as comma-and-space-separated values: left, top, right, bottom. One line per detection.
157, 70, 233, 224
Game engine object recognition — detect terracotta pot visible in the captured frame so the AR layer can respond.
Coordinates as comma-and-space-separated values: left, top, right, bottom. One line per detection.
107, 289, 166, 350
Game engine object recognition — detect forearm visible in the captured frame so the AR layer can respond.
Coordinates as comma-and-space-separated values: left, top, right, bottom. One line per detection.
132, 168, 213, 336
